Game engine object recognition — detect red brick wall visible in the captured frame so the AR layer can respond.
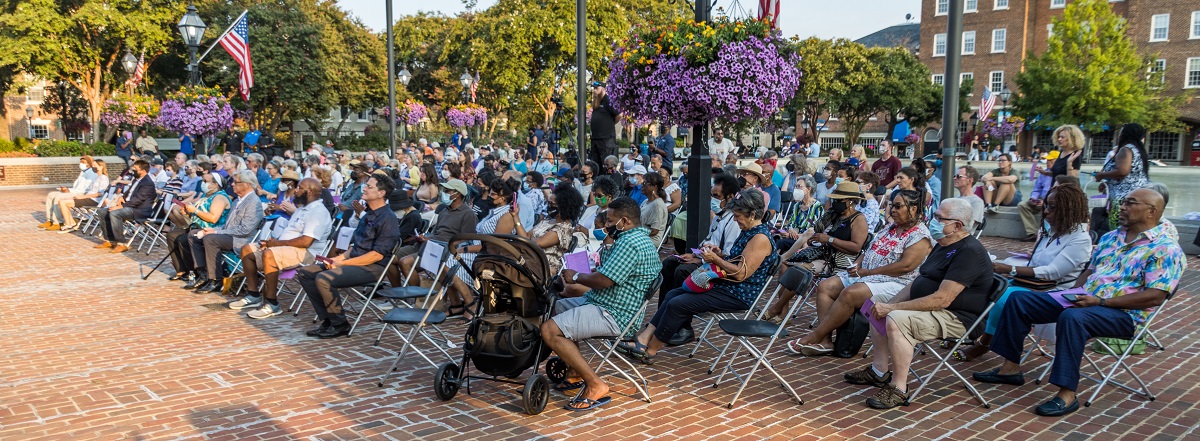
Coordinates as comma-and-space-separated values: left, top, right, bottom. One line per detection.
0, 158, 127, 187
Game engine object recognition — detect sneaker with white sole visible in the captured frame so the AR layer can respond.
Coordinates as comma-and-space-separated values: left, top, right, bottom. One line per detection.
247, 302, 282, 319
228, 295, 262, 310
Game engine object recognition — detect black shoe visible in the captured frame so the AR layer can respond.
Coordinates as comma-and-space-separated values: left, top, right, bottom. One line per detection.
316, 322, 351, 339
1034, 396, 1079, 417
183, 276, 207, 290
972, 367, 1026, 386
306, 321, 332, 337
193, 280, 221, 293
666, 328, 695, 347
168, 272, 188, 281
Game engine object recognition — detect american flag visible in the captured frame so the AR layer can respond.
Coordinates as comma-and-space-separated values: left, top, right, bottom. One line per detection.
127, 51, 146, 88
979, 86, 996, 120
218, 14, 253, 101
470, 72, 480, 103
759, 0, 780, 28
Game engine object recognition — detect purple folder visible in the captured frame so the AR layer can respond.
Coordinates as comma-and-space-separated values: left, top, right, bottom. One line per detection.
1047, 288, 1087, 309
860, 299, 887, 337
564, 251, 592, 274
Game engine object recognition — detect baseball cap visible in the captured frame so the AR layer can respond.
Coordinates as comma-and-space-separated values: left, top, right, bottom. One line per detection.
439, 179, 469, 197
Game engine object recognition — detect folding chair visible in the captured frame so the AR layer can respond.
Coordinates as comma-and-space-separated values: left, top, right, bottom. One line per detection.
81, 188, 118, 236
287, 215, 348, 313
712, 267, 814, 408
905, 274, 1009, 407
136, 194, 175, 254
803, 232, 875, 328
374, 269, 457, 385
219, 218, 268, 295
344, 241, 408, 336
973, 217, 987, 239
370, 239, 457, 350
656, 213, 677, 252
1033, 288, 1177, 407
568, 275, 664, 403
687, 259, 782, 370
122, 194, 167, 250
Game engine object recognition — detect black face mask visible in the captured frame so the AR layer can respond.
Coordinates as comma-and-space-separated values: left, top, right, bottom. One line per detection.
736, 176, 748, 188
786, 163, 795, 172
831, 199, 849, 213
350, 171, 361, 181
605, 220, 623, 241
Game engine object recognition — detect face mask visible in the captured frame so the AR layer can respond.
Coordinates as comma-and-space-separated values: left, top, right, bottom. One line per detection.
628, 176, 639, 187
522, 182, 532, 193
592, 228, 607, 240
278, 183, 289, 192
596, 195, 608, 206
754, 151, 762, 158
440, 191, 452, 205
831, 199, 849, 213
441, 169, 451, 180
350, 171, 360, 181
79, 163, 87, 171
736, 176, 748, 188
201, 182, 212, 193
786, 163, 795, 172
1042, 219, 1051, 233
822, 170, 832, 179
605, 221, 622, 241
710, 197, 723, 213
935, 159, 943, 168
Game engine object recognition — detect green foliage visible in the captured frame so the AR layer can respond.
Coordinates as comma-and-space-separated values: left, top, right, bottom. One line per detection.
870, 47, 941, 145
826, 42, 880, 147
1013, 0, 1152, 132
335, 131, 391, 152
33, 141, 117, 157
0, 137, 15, 153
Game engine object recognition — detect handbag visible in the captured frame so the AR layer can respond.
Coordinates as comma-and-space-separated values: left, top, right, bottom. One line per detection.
832, 311, 870, 358
788, 244, 827, 264
1010, 276, 1058, 291
683, 263, 725, 293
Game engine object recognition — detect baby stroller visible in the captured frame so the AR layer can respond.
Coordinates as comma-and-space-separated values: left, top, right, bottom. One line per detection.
432, 233, 558, 415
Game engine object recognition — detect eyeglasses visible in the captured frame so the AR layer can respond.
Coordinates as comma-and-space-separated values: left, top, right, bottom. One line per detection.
890, 202, 910, 210
1119, 198, 1152, 208
933, 213, 962, 226
953, 174, 967, 179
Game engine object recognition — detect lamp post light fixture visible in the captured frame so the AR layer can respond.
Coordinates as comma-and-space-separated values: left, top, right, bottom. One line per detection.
397, 66, 411, 86
459, 72, 474, 104
998, 85, 1013, 148
396, 65, 412, 146
25, 105, 35, 139
177, 3, 208, 86
121, 49, 138, 75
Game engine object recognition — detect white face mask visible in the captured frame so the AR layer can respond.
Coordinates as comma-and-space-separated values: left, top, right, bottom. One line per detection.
201, 182, 212, 193
79, 163, 88, 171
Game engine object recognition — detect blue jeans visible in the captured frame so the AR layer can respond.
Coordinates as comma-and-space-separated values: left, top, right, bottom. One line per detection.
990, 290, 1135, 391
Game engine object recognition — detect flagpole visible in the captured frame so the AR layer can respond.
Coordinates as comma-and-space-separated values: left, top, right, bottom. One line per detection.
197, 9, 248, 64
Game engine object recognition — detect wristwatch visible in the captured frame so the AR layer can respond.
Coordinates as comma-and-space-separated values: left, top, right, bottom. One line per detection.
1100, 297, 1107, 307
1009, 266, 1018, 277
568, 272, 578, 284
827, 236, 835, 245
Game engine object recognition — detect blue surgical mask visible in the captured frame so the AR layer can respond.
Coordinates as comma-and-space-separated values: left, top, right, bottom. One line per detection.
628, 176, 639, 186
1042, 219, 1050, 233
522, 182, 532, 192
710, 197, 722, 213
440, 191, 452, 205
592, 228, 607, 240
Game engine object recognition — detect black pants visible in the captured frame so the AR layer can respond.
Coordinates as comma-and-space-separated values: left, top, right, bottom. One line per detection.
590, 137, 615, 164
297, 263, 385, 326
167, 228, 196, 274
189, 233, 234, 280
652, 287, 747, 340
659, 256, 700, 307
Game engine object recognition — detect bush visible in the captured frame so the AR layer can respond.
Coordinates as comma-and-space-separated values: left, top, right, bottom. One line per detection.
31, 140, 117, 157
0, 151, 37, 158
0, 138, 14, 153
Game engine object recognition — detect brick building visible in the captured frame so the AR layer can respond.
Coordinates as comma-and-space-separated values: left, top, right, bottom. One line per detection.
918, 0, 1200, 164
2, 75, 79, 143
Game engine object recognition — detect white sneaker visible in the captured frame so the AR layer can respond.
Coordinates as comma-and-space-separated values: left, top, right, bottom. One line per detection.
247, 302, 282, 319
228, 296, 262, 310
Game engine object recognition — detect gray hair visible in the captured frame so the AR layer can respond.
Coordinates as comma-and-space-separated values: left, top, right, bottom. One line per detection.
235, 169, 259, 189
1143, 182, 1169, 205
282, 159, 299, 172
603, 155, 619, 167
226, 155, 246, 172
940, 198, 975, 231
303, 155, 320, 166
797, 175, 817, 195
728, 188, 766, 220
196, 154, 210, 163
247, 153, 264, 164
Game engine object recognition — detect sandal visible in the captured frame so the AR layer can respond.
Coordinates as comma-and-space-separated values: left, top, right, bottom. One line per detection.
616, 342, 655, 365
564, 395, 612, 412
952, 345, 989, 362
553, 379, 585, 392
940, 338, 973, 350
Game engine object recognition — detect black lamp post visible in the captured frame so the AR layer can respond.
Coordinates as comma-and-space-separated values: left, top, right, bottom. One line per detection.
459, 72, 474, 104
998, 86, 1013, 150
25, 105, 34, 139
177, 4, 207, 86
121, 49, 138, 94
684, 0, 714, 247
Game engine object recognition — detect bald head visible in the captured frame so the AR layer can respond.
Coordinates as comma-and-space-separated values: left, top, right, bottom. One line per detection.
1119, 188, 1165, 228
297, 177, 323, 205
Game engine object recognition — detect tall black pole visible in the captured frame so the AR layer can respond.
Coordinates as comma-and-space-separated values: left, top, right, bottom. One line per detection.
575, 0, 587, 161
685, 0, 713, 247
939, 0, 964, 201
386, 0, 397, 158
187, 46, 200, 86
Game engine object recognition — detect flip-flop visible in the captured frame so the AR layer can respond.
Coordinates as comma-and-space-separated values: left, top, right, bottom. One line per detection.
564, 396, 612, 412
554, 379, 585, 392
617, 342, 654, 365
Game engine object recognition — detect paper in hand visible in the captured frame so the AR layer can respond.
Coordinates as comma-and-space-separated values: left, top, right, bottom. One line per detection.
564, 251, 592, 274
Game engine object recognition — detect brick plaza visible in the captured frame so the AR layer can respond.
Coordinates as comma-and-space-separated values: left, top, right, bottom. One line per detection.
1, 188, 1197, 440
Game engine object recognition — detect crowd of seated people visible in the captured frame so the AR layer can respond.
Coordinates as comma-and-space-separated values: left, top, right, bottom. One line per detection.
43, 133, 1186, 417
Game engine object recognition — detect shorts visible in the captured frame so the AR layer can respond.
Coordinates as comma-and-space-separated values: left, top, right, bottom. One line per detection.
872, 294, 966, 346
837, 275, 905, 300
1002, 189, 1022, 207
550, 296, 622, 341
245, 243, 314, 270
73, 198, 99, 207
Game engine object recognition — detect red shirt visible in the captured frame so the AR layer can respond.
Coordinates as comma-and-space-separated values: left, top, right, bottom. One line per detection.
871, 155, 903, 186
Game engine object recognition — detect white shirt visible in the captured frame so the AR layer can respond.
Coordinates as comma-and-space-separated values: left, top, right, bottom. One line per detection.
708, 138, 734, 159
328, 168, 344, 191
1003, 225, 1091, 287
703, 210, 742, 252
280, 201, 334, 255
620, 154, 640, 171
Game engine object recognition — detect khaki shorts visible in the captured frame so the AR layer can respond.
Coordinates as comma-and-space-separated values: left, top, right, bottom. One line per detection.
245, 243, 314, 271
872, 294, 967, 346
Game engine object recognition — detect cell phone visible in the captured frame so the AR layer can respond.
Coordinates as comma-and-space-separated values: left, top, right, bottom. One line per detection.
690, 248, 703, 255
315, 255, 333, 264
1062, 293, 1082, 303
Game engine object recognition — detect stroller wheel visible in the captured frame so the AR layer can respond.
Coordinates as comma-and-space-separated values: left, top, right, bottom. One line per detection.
545, 357, 568, 384
522, 374, 550, 415
433, 362, 460, 401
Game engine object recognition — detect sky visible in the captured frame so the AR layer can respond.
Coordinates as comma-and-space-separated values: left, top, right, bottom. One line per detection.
336, 0, 923, 41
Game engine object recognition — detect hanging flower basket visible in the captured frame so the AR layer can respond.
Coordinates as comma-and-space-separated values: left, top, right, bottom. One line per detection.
100, 93, 160, 128
381, 100, 430, 126
157, 85, 235, 136
904, 133, 920, 145
446, 103, 487, 128
608, 17, 800, 127
980, 116, 1025, 146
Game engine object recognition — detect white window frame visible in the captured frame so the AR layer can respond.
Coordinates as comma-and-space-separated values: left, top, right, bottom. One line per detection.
26, 86, 44, 104
961, 72, 974, 96
990, 71, 1004, 93
962, 31, 976, 55
992, 28, 1007, 53
994, 0, 1009, 10
31, 124, 49, 139
358, 109, 370, 122
936, 0, 949, 16
1050, 0, 1066, 9
1147, 59, 1166, 89
1187, 57, 1200, 89
1150, 14, 1170, 42
932, 74, 945, 86
934, 33, 947, 57
1190, 11, 1200, 39
965, 0, 978, 13
1048, 23, 1055, 39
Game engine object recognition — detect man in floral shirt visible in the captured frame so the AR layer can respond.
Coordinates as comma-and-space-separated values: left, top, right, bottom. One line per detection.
975, 188, 1184, 417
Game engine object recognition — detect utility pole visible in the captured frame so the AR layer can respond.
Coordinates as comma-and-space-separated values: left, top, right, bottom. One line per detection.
939, 0, 964, 200
685, 0, 713, 247
575, 0, 587, 162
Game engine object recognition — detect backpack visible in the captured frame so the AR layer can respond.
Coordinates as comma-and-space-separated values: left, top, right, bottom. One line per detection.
832, 311, 870, 358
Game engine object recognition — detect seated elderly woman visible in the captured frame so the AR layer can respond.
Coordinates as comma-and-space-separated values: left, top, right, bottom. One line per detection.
845, 198, 994, 409
954, 184, 1092, 361
54, 159, 111, 233
167, 172, 232, 284
766, 181, 870, 321
618, 189, 779, 363
40, 156, 100, 231
781, 189, 933, 356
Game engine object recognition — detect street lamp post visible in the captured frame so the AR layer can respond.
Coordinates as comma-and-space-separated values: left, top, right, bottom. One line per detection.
121, 49, 138, 94
25, 106, 34, 140
397, 65, 411, 147
386, 0, 396, 157
684, 0, 714, 247
998, 85, 1013, 150
177, 4, 208, 86
459, 72, 474, 104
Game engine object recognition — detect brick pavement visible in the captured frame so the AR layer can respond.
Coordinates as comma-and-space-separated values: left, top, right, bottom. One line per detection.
1, 188, 1198, 440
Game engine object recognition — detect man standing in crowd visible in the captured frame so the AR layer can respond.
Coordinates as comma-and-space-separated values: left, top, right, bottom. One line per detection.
588, 81, 618, 165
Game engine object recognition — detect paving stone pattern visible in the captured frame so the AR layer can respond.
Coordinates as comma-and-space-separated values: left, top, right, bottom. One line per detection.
1, 189, 1197, 440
